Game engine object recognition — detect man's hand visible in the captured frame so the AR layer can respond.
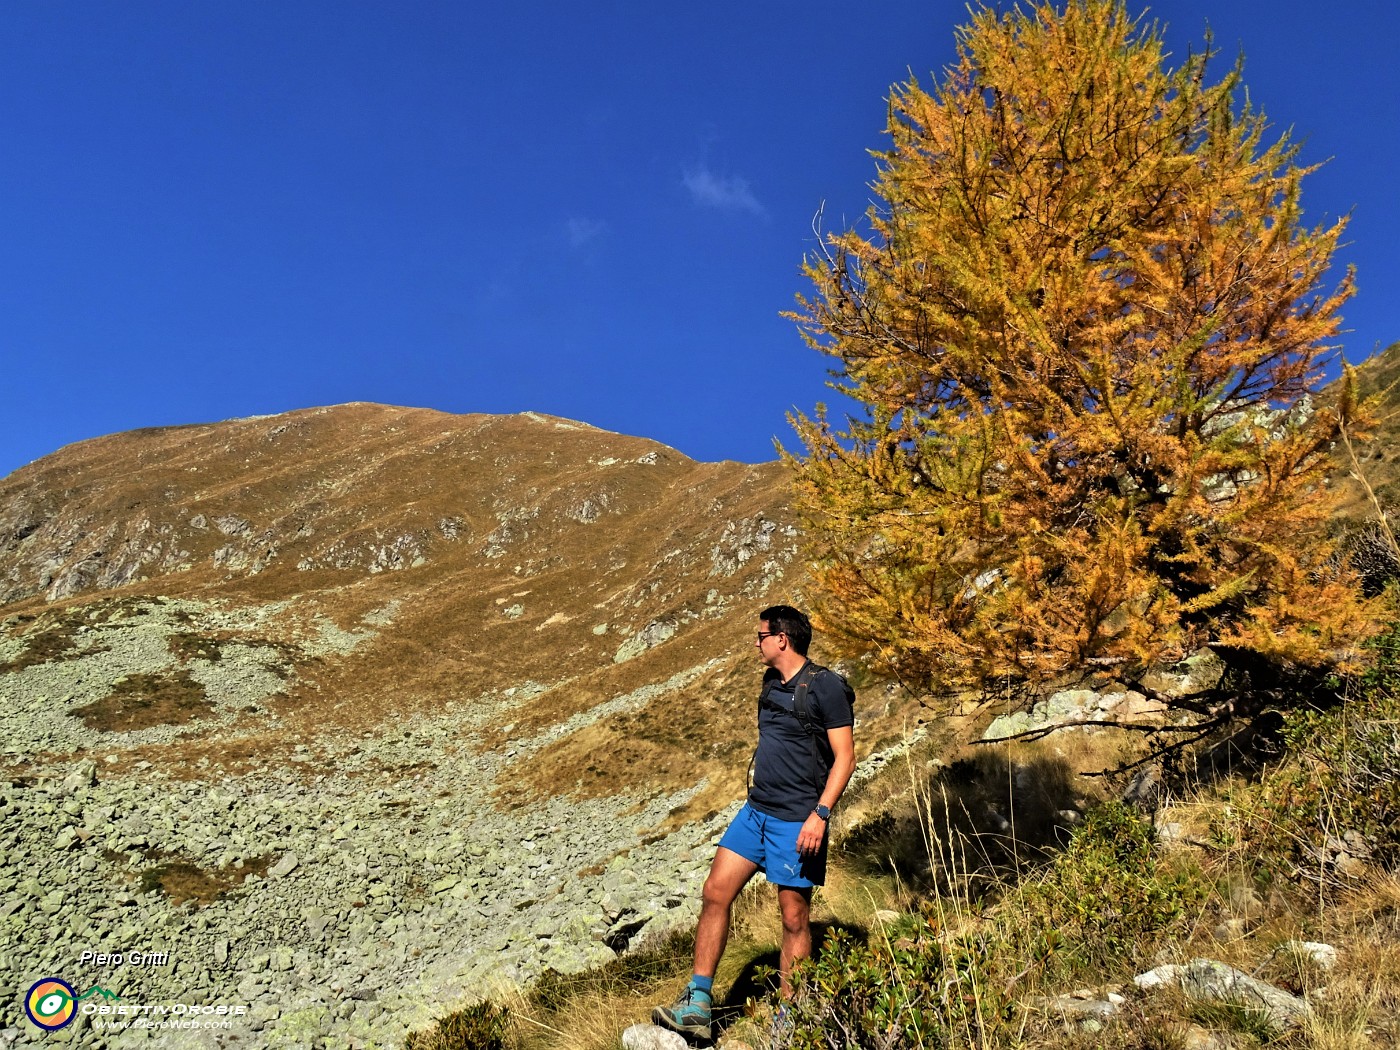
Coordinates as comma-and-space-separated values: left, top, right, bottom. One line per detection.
796, 812, 827, 855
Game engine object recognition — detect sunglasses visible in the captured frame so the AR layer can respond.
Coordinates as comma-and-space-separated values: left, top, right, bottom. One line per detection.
757, 631, 784, 642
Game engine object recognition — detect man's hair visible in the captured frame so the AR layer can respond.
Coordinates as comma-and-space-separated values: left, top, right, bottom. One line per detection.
759, 605, 812, 656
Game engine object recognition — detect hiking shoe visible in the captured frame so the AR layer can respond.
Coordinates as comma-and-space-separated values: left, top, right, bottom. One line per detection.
652, 984, 712, 1042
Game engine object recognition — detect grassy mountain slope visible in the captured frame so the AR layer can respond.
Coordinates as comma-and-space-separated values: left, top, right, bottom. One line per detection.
0, 402, 928, 813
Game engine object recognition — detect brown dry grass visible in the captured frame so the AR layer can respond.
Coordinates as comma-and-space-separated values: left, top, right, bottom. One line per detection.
1294, 874, 1400, 1048
1331, 341, 1400, 520
167, 631, 223, 662
71, 670, 213, 731
1, 404, 826, 804
138, 860, 235, 906
1, 619, 84, 672
106, 850, 278, 907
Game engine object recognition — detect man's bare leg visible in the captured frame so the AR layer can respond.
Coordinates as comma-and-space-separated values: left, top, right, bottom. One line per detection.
776, 886, 813, 997
653, 848, 759, 1039
693, 847, 759, 977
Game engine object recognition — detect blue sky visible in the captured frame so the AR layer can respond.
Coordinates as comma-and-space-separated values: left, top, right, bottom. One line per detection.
2, 1, 1396, 478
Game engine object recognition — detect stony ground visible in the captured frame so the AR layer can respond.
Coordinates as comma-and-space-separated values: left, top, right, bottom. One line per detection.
0, 598, 737, 1049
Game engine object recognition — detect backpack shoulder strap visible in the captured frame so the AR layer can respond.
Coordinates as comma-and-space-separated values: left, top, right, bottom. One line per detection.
791, 661, 825, 746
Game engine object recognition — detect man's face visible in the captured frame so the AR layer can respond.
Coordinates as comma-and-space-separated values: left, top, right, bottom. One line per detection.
756, 620, 784, 665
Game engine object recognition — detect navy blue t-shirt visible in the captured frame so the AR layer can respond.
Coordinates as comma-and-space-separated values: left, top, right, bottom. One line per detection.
748, 661, 855, 822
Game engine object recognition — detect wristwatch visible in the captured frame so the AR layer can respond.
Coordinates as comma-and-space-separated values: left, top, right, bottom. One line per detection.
813, 804, 831, 821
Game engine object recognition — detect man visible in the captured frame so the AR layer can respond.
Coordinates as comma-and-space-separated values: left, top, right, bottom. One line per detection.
653, 605, 856, 1042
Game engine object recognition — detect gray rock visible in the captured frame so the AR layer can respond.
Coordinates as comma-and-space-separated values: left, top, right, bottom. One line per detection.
1334, 849, 1368, 877
1123, 765, 1162, 808
1155, 821, 1185, 845
1275, 940, 1338, 971
1226, 883, 1264, 918
983, 687, 1153, 740
622, 1024, 689, 1050
1214, 918, 1249, 941
268, 852, 299, 878
982, 709, 1033, 740
615, 620, 676, 663
1180, 1025, 1233, 1050
1135, 958, 1311, 1031
1140, 649, 1225, 699
62, 760, 97, 793
1039, 995, 1119, 1023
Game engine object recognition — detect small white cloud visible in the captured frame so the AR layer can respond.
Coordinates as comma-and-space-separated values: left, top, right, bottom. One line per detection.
683, 165, 766, 216
566, 217, 606, 248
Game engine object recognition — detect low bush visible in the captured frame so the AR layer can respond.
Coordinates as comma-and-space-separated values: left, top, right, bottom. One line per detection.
785, 923, 1017, 1049
786, 801, 1204, 1047
403, 1001, 512, 1050
1008, 802, 1206, 982
1226, 621, 1400, 882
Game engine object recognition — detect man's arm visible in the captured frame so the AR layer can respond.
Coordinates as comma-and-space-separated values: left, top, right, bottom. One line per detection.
795, 725, 855, 855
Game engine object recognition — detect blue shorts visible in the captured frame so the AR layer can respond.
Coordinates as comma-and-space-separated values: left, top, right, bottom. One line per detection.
718, 801, 827, 888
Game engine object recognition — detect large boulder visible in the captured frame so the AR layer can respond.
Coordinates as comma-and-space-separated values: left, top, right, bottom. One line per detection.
1135, 958, 1311, 1032
983, 687, 1166, 740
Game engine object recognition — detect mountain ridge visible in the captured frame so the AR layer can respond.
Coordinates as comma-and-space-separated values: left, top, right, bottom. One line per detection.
1, 402, 849, 789
1, 403, 872, 1046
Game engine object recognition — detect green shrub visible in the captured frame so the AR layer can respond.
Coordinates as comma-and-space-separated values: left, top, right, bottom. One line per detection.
786, 924, 1017, 1049
403, 1001, 512, 1050
1008, 802, 1205, 981
786, 802, 1204, 1046
1227, 619, 1400, 880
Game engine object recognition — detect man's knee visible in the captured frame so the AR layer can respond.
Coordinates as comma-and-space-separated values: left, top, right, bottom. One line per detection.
781, 911, 809, 937
701, 873, 741, 911
777, 891, 811, 935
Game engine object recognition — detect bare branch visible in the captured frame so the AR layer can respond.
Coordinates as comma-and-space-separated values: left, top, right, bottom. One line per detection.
977, 717, 1215, 746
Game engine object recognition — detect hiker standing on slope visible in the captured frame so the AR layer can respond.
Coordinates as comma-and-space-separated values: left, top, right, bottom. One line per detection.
653, 605, 856, 1042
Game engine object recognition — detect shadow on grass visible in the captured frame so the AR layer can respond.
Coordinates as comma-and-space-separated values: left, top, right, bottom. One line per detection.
840, 750, 1084, 897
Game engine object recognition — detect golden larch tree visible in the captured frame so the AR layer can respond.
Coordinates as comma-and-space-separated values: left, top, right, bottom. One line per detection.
786, 0, 1378, 691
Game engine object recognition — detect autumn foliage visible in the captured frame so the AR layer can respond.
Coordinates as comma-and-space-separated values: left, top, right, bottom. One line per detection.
785, 0, 1378, 690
